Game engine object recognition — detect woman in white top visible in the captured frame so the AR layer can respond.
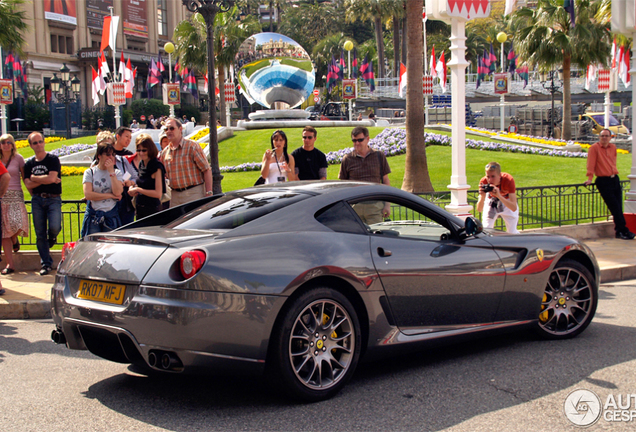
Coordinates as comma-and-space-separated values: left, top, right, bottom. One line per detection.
260, 130, 297, 184
80, 142, 124, 236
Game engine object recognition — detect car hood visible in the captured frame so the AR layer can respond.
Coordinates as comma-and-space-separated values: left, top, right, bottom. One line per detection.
59, 227, 225, 283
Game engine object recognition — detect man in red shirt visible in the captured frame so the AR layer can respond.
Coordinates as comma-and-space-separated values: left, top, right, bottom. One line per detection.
476, 161, 519, 234
585, 129, 634, 240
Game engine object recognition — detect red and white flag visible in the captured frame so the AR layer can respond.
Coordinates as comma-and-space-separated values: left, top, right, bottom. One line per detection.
504, 0, 517, 16
125, 58, 134, 98
204, 73, 208, 94
100, 15, 120, 52
91, 66, 100, 106
429, 45, 437, 78
118, 52, 126, 82
611, 37, 618, 69
398, 62, 407, 98
97, 53, 107, 94
436, 51, 447, 92
585, 63, 597, 90
619, 46, 631, 87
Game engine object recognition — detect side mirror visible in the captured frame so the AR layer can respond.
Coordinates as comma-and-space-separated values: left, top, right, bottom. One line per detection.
463, 217, 482, 237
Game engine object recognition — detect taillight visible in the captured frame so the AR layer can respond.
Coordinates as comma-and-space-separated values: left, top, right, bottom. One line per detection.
61, 242, 76, 262
179, 250, 206, 279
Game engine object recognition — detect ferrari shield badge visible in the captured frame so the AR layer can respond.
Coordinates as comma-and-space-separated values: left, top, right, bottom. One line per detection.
536, 249, 544, 262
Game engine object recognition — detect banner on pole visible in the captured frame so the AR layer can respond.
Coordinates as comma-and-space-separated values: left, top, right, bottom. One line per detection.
107, 82, 126, 105
422, 75, 434, 95
597, 69, 617, 92
494, 73, 510, 94
163, 83, 180, 105
224, 83, 236, 103
343, 79, 356, 99
0, 80, 13, 105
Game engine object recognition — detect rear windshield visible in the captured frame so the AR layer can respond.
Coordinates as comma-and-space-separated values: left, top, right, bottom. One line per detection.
164, 190, 309, 230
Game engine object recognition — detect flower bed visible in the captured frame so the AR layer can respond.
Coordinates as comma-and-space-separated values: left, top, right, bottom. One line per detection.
16, 136, 64, 149
50, 144, 96, 157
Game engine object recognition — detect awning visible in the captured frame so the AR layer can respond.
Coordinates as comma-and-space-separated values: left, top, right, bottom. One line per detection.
31, 60, 81, 73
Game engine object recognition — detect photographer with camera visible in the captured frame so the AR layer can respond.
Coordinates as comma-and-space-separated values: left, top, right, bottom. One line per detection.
476, 162, 519, 234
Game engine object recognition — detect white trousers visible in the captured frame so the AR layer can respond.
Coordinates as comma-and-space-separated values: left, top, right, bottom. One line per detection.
482, 195, 519, 234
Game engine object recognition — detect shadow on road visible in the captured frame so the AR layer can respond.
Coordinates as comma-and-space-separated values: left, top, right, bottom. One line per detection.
80, 318, 636, 431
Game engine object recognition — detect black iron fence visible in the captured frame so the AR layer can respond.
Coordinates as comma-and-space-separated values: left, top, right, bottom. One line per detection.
20, 182, 627, 247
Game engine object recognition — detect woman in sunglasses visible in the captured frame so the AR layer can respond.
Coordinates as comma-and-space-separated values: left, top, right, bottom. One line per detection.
0, 134, 28, 274
80, 142, 124, 236
128, 134, 166, 219
260, 130, 297, 184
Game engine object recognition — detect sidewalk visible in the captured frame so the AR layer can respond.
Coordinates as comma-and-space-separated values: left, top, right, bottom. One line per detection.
0, 227, 635, 319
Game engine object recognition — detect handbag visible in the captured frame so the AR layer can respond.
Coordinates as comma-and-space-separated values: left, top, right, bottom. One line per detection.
254, 176, 265, 186
161, 179, 171, 203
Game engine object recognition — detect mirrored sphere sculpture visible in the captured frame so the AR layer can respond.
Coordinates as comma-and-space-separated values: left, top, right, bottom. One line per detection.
235, 32, 315, 109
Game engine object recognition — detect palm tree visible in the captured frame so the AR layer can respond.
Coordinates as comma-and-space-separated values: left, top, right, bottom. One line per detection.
278, 1, 341, 53
0, 0, 27, 55
344, 0, 396, 79
513, 0, 610, 140
173, 7, 259, 125
402, 0, 433, 193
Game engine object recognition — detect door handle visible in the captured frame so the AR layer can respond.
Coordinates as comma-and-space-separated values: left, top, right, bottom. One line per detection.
377, 247, 392, 257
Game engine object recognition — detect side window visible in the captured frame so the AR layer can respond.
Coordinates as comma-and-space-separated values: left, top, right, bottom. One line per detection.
315, 201, 367, 235
350, 199, 452, 241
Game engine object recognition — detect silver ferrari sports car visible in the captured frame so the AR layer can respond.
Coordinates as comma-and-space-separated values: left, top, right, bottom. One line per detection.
51, 181, 599, 401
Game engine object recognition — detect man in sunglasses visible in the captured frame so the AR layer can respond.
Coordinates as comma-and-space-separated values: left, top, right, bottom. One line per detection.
338, 126, 391, 223
585, 129, 635, 240
113, 126, 138, 225
23, 132, 62, 275
476, 162, 519, 234
160, 118, 212, 207
292, 126, 327, 180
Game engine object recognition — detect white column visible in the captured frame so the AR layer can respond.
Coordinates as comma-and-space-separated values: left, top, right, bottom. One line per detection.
423, 14, 429, 127
169, 52, 175, 118
625, 43, 636, 215
445, 18, 472, 216
500, 42, 505, 132
347, 49, 352, 121
603, 91, 611, 128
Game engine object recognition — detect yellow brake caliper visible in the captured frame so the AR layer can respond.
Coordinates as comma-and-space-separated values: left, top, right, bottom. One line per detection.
539, 293, 549, 323
322, 313, 338, 339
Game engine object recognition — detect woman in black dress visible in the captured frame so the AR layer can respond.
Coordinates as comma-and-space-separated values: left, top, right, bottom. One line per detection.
127, 134, 165, 219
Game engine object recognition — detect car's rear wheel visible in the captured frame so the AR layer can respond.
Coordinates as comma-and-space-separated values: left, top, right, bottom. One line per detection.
536, 259, 597, 340
269, 287, 361, 402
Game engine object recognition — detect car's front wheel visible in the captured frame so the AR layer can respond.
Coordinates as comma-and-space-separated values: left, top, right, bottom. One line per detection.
269, 287, 362, 402
536, 259, 598, 339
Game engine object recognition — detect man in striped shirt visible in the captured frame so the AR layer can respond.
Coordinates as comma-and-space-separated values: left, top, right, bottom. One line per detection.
160, 118, 213, 207
338, 126, 391, 223
585, 129, 634, 240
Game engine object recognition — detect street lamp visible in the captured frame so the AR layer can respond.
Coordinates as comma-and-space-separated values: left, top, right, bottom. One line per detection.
164, 41, 176, 118
50, 63, 81, 139
182, 0, 235, 195
542, 70, 562, 138
344, 40, 354, 121
496, 32, 507, 132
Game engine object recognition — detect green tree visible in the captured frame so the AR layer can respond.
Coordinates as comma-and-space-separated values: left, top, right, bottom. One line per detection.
0, 0, 28, 55
173, 7, 259, 126
402, 0, 433, 193
513, 0, 610, 140
278, 1, 342, 53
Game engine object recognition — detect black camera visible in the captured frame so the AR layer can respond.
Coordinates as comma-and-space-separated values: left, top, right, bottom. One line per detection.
277, 176, 286, 182
481, 184, 494, 193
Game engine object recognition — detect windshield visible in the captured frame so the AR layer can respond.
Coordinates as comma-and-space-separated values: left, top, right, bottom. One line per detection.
590, 114, 620, 127
165, 190, 309, 230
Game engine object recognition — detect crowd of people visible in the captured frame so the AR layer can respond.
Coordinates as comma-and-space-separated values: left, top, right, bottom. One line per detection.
0, 121, 632, 295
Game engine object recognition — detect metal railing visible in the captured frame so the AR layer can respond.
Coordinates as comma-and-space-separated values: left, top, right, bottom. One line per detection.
19, 182, 626, 246
419, 181, 628, 231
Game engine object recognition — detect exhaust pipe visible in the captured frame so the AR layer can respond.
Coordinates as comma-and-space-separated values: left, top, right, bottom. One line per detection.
148, 351, 158, 368
51, 329, 66, 345
161, 353, 178, 370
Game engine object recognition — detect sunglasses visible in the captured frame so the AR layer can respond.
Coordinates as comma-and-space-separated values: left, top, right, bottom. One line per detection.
30, 140, 44, 145
302, 136, 314, 140
0, 141, 10, 145
166, 126, 177, 131
351, 138, 365, 143
136, 148, 148, 152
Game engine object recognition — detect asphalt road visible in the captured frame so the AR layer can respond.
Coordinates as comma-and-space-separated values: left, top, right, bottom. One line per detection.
1, 280, 635, 432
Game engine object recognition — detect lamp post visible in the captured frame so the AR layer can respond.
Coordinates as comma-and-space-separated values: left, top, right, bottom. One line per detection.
50, 63, 81, 139
496, 31, 507, 132
164, 41, 176, 118
344, 40, 353, 121
182, 0, 234, 195
542, 70, 562, 138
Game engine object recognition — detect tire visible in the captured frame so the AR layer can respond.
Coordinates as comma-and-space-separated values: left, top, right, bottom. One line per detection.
268, 287, 362, 402
535, 259, 598, 340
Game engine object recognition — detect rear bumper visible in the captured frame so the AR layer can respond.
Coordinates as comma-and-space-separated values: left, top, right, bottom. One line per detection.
51, 274, 286, 374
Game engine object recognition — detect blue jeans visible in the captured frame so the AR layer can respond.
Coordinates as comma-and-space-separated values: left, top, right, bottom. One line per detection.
31, 195, 62, 268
